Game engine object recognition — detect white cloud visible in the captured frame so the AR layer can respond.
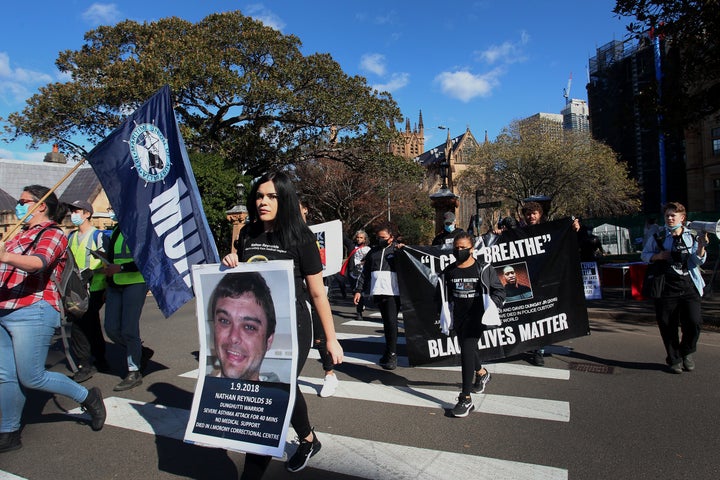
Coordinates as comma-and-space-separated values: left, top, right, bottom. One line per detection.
246, 4, 286, 31
373, 72, 409, 93
475, 31, 530, 65
81, 3, 122, 26
434, 68, 503, 102
0, 52, 54, 104
360, 53, 387, 76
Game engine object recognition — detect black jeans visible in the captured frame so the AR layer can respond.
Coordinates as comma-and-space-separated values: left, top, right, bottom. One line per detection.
69, 290, 106, 366
375, 295, 400, 355
654, 288, 702, 366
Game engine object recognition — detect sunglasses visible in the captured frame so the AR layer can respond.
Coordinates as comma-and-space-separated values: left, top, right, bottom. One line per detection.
17, 199, 37, 206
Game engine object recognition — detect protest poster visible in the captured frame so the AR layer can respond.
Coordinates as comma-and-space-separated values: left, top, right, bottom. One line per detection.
309, 220, 343, 276
184, 260, 296, 458
581, 261, 602, 299
397, 219, 590, 366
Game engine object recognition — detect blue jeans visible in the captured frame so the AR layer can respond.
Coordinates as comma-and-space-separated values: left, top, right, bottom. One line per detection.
104, 283, 147, 372
0, 301, 89, 433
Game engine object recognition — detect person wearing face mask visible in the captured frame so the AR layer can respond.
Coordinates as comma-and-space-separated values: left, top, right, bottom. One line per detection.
441, 232, 505, 417
0, 185, 106, 453
641, 202, 708, 374
354, 223, 402, 370
432, 211, 462, 249
65, 200, 110, 382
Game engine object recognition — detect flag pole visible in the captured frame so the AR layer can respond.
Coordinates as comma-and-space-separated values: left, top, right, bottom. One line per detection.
2, 158, 88, 241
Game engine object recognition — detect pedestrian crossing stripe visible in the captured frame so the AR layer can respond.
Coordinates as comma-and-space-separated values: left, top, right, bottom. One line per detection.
67, 397, 567, 480
298, 376, 570, 422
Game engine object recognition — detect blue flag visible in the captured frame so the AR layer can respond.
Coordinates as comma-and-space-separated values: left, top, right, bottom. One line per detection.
87, 85, 220, 318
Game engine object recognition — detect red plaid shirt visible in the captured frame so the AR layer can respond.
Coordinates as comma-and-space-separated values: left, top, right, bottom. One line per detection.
0, 221, 67, 312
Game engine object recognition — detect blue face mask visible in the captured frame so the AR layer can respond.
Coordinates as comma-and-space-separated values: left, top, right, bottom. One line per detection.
15, 203, 32, 222
444, 224, 455, 233
71, 212, 84, 226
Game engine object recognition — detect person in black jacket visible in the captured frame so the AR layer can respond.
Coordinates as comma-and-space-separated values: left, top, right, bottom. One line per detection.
353, 223, 401, 370
442, 231, 505, 417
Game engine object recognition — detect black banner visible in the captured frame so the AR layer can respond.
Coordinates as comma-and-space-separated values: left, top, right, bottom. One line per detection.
397, 219, 590, 366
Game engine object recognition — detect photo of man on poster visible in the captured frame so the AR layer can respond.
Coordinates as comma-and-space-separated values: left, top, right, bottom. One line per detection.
208, 272, 280, 382
499, 264, 534, 303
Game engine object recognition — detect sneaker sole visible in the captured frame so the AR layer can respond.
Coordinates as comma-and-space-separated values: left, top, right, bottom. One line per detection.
452, 405, 475, 418
286, 442, 321, 472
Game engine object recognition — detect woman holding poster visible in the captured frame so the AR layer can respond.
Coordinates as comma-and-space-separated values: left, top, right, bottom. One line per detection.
222, 171, 343, 478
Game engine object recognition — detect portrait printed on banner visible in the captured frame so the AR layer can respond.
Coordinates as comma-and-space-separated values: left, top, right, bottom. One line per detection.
184, 260, 297, 458
497, 262, 534, 303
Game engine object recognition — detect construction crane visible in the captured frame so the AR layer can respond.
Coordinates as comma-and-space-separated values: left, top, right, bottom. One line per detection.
563, 72, 572, 105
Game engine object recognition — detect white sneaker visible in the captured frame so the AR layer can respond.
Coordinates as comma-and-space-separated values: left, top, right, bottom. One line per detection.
319, 373, 339, 398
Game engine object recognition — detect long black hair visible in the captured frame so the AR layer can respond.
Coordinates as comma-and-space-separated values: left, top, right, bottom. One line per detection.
244, 171, 314, 250
23, 185, 66, 223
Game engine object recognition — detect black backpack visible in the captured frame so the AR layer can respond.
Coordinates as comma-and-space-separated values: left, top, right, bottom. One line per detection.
31, 226, 93, 317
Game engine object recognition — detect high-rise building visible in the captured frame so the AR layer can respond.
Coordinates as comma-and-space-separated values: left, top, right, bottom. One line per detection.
562, 99, 590, 133
587, 37, 687, 213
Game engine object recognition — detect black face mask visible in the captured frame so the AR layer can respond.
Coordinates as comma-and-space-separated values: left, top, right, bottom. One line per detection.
378, 238, 390, 248
453, 247, 471, 263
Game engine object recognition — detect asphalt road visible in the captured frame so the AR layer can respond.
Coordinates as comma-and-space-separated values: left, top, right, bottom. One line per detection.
1, 294, 719, 480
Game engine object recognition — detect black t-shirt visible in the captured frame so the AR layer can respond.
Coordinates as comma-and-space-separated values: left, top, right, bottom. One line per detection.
238, 229, 322, 303
445, 263, 484, 330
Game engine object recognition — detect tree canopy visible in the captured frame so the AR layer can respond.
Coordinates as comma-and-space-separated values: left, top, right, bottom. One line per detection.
614, 0, 720, 123
295, 152, 434, 243
457, 118, 642, 221
2, 11, 403, 176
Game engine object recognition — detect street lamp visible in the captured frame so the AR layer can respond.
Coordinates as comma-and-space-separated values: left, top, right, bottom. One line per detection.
475, 189, 483, 233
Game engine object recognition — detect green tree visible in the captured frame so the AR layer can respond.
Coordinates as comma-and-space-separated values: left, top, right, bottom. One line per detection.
614, 0, 720, 123
2, 11, 402, 176
188, 151, 245, 254
295, 150, 433, 243
457, 118, 642, 220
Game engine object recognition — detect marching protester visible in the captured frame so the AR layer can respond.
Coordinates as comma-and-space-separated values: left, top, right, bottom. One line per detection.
66, 199, 110, 382
521, 201, 546, 366
432, 211, 461, 249
346, 230, 371, 321
442, 232, 505, 417
0, 185, 106, 453
298, 196, 340, 398
222, 171, 343, 477
641, 202, 708, 374
102, 210, 154, 391
354, 223, 402, 370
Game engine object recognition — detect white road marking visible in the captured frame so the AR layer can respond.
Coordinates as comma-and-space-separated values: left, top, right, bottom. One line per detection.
299, 377, 570, 422
67, 397, 567, 480
0, 471, 26, 480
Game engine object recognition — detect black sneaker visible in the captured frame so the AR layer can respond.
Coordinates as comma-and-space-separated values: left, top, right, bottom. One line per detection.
451, 395, 474, 418
472, 370, 491, 394
140, 346, 155, 373
379, 352, 397, 370
286, 429, 321, 472
0, 430, 22, 453
113, 371, 143, 391
531, 350, 545, 367
81, 386, 106, 431
73, 364, 97, 383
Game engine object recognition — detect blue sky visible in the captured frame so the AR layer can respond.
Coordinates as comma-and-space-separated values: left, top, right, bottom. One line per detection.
0, 1, 633, 161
